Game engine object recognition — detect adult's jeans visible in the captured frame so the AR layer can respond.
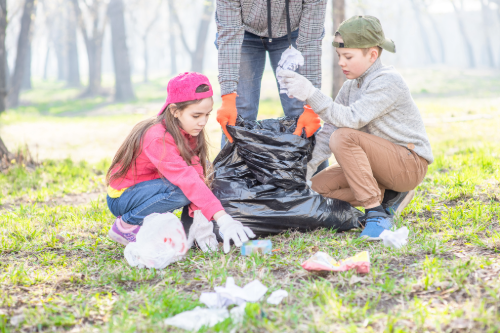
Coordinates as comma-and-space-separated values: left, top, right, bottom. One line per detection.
107, 179, 190, 225
215, 30, 328, 173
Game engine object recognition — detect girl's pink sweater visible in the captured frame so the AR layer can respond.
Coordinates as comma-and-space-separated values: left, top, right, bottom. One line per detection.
109, 123, 224, 221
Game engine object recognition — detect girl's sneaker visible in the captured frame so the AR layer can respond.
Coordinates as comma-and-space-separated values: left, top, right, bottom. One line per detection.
359, 211, 393, 240
108, 217, 141, 246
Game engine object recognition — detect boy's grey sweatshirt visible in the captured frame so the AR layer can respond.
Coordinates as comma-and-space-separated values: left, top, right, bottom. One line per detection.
307, 58, 433, 171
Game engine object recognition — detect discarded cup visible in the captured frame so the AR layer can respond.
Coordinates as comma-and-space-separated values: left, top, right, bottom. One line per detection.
241, 240, 272, 256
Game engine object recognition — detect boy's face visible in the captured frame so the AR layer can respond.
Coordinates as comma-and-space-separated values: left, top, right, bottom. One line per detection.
334, 35, 378, 80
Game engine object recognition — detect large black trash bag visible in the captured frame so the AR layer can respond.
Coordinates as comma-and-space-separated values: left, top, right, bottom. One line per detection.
211, 116, 363, 236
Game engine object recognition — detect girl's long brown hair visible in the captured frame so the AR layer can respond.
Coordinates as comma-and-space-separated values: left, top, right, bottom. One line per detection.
106, 84, 213, 187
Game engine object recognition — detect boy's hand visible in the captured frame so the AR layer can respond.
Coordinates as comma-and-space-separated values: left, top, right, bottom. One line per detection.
216, 93, 238, 143
281, 70, 316, 102
293, 105, 321, 138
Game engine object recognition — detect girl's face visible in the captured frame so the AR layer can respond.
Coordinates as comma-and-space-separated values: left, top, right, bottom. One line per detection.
170, 98, 214, 136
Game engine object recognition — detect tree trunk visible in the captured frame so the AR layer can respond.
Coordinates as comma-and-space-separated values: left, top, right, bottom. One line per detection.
8, 0, 36, 108
107, 0, 135, 102
332, 0, 345, 98
85, 37, 104, 96
168, 0, 177, 75
451, 1, 475, 68
409, 0, 435, 64
67, 3, 81, 87
0, 0, 7, 113
43, 44, 50, 80
143, 36, 148, 83
422, 0, 445, 63
190, 0, 214, 73
55, 17, 68, 82
22, 42, 32, 90
480, 0, 495, 67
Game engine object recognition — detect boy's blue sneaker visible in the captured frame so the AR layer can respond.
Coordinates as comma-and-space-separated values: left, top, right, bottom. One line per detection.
383, 190, 414, 216
359, 211, 393, 240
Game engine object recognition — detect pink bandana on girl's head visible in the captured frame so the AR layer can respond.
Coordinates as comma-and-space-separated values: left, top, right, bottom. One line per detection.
158, 72, 213, 115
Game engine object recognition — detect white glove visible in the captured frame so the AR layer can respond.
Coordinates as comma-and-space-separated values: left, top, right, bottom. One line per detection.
280, 70, 317, 102
216, 214, 256, 254
187, 211, 218, 252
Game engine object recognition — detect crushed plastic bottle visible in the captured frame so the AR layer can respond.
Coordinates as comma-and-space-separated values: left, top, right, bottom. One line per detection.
241, 240, 272, 256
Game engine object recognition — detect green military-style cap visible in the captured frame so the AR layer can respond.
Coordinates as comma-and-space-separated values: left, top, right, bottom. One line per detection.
332, 15, 396, 53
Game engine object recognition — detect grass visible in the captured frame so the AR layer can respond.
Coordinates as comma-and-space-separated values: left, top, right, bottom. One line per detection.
0, 69, 499, 332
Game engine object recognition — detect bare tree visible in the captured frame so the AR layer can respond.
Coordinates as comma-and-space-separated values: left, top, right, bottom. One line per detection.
332, 0, 345, 98
493, 0, 500, 67
450, 0, 475, 68
409, 0, 435, 64
71, 0, 108, 97
0, 0, 7, 113
0, 0, 11, 160
127, 0, 162, 83
421, 0, 445, 63
170, 0, 214, 73
67, 3, 81, 87
108, 0, 135, 101
22, 42, 32, 90
8, 0, 37, 108
168, 0, 177, 75
480, 0, 495, 67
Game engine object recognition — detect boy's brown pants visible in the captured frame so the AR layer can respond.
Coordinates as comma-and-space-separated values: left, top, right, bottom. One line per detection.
311, 128, 428, 208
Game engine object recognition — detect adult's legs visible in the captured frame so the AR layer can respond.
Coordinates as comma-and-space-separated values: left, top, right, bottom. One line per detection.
107, 178, 191, 225
220, 31, 267, 148
311, 128, 428, 208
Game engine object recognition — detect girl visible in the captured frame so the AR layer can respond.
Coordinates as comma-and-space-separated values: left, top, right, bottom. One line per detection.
106, 72, 255, 253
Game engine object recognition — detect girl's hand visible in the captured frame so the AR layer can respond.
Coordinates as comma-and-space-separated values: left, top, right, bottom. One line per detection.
215, 214, 256, 254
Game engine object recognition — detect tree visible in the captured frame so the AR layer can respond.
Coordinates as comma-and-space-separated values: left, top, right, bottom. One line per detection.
127, 0, 162, 83
409, 0, 435, 64
332, 0, 345, 98
0, 0, 11, 160
168, 0, 177, 75
480, 0, 495, 68
67, 3, 81, 87
450, 0, 475, 68
71, 0, 108, 97
421, 0, 445, 63
22, 42, 32, 90
8, 0, 37, 108
108, 0, 135, 101
170, 0, 214, 73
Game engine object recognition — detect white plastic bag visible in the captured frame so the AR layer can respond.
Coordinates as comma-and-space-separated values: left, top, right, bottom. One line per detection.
276, 46, 304, 94
380, 226, 409, 249
124, 213, 188, 269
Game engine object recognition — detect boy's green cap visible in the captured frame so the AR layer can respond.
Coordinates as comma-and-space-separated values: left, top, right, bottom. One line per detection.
333, 15, 396, 53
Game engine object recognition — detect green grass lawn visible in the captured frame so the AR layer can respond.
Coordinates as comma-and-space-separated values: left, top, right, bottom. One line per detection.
0, 70, 499, 332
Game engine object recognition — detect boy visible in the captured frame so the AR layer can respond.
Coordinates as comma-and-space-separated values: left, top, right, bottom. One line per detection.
280, 15, 433, 240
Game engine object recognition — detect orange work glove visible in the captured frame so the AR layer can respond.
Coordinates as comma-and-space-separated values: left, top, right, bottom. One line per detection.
293, 105, 321, 138
216, 93, 238, 143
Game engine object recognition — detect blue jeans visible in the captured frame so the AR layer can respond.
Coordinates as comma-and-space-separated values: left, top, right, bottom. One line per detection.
107, 179, 191, 226
215, 30, 328, 174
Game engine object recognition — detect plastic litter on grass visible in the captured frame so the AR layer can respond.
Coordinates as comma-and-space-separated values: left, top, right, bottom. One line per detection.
380, 226, 409, 249
241, 240, 272, 255
301, 251, 370, 273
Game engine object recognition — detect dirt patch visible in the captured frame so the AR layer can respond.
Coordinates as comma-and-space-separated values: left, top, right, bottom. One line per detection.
0, 191, 106, 211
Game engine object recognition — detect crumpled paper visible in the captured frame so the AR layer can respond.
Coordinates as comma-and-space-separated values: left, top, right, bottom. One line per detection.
165, 277, 269, 330
163, 303, 246, 331
200, 277, 268, 308
276, 46, 304, 94
380, 226, 409, 249
266, 290, 288, 305
301, 251, 370, 274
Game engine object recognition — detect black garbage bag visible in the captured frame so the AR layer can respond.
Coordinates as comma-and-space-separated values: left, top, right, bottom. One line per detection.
211, 116, 363, 237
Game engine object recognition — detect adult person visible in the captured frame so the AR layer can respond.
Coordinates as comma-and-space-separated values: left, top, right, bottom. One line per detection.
215, 0, 329, 173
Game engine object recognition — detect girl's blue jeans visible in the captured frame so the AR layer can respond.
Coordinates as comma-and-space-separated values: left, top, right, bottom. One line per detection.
107, 179, 191, 226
